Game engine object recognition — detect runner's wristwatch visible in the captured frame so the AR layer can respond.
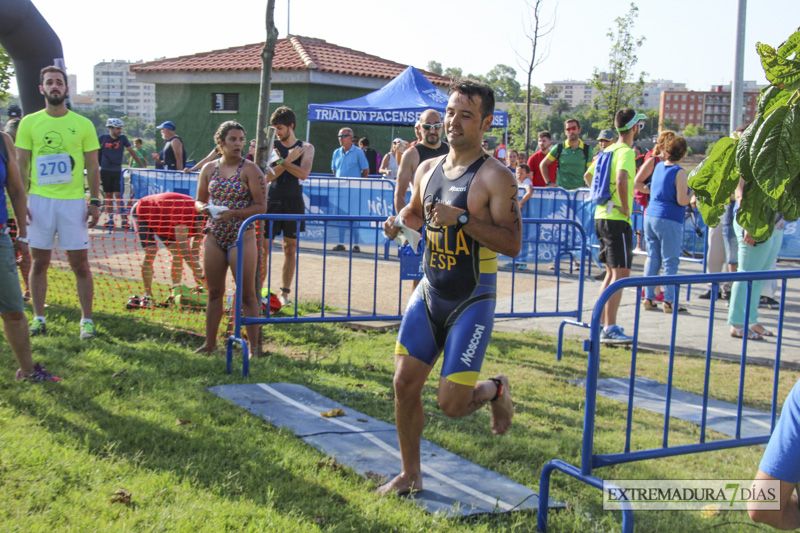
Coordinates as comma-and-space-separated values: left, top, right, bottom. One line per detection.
455, 209, 470, 232
89, 198, 102, 207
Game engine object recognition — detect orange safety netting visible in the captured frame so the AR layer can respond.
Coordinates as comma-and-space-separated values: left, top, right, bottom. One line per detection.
19, 198, 261, 339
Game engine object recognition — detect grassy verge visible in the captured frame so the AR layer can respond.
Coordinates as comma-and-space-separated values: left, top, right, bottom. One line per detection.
41, 269, 333, 341
0, 302, 790, 531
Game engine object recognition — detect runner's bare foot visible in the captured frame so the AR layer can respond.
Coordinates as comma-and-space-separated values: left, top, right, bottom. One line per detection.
194, 344, 217, 354
490, 375, 513, 435
376, 473, 422, 496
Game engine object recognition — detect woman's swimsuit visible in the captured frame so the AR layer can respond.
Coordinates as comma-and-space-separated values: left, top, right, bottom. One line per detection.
207, 158, 252, 250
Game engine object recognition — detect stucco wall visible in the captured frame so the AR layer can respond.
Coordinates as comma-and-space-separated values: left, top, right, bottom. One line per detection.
154, 81, 416, 174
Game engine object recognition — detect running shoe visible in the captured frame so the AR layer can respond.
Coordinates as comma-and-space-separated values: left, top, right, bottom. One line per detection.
759, 296, 780, 309
79, 321, 96, 340
140, 296, 153, 310
104, 219, 115, 232
600, 325, 633, 344
699, 289, 720, 300
29, 318, 46, 336
125, 295, 141, 310
15, 363, 62, 382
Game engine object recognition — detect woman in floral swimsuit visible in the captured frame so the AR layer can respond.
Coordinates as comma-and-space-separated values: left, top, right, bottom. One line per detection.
195, 121, 266, 354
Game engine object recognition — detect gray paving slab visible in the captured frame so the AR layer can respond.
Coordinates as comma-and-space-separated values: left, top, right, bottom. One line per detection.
570, 376, 774, 440
494, 255, 800, 371
207, 383, 565, 517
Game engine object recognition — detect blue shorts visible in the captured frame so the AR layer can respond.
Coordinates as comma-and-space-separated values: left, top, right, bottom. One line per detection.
0, 233, 24, 313
395, 280, 496, 387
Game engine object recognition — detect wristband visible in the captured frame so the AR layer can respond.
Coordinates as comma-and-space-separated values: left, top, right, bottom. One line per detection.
89, 199, 102, 207
16, 236, 30, 244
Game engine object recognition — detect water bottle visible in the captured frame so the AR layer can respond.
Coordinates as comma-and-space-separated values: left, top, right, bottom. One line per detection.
225, 289, 235, 311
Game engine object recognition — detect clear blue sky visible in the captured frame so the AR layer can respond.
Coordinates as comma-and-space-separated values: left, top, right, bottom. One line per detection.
10, 0, 798, 95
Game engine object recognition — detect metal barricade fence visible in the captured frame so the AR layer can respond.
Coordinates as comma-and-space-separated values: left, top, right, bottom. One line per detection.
537, 269, 800, 532
568, 188, 709, 288
302, 175, 396, 248
225, 215, 590, 376
498, 219, 587, 320
128, 168, 199, 199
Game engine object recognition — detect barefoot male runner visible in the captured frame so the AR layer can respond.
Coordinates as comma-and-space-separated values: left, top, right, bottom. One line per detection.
380, 79, 522, 495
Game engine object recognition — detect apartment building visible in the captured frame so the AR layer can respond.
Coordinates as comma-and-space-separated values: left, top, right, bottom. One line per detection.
543, 79, 596, 107
659, 85, 761, 137
93, 60, 155, 123
545, 76, 685, 111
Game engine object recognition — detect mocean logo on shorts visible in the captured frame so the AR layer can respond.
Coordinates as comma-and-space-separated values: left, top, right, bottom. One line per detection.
460, 323, 485, 367
448, 185, 467, 192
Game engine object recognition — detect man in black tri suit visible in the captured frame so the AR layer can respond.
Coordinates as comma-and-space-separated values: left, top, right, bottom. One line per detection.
263, 106, 315, 306
380, 80, 522, 496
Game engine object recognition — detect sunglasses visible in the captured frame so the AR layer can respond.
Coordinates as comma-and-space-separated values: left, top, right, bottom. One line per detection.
421, 123, 443, 131
565, 126, 579, 132
338, 134, 351, 138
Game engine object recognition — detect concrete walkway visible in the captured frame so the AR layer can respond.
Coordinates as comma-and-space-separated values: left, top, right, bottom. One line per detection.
494, 254, 800, 371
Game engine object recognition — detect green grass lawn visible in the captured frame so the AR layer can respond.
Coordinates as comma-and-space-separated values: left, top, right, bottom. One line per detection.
1, 301, 792, 532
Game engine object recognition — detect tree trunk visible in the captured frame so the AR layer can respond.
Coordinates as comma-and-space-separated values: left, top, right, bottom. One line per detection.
255, 0, 279, 173
525, 70, 532, 153
254, 0, 278, 319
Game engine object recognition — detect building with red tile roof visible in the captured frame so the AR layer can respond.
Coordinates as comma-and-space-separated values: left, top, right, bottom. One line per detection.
133, 36, 450, 86
132, 36, 450, 171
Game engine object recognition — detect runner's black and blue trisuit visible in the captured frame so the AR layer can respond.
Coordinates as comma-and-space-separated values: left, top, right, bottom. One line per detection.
395, 154, 497, 387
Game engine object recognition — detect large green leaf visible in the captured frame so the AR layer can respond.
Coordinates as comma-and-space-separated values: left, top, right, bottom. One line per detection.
688, 138, 739, 227
736, 180, 775, 243
749, 104, 800, 206
736, 116, 760, 182
777, 28, 800, 59
757, 85, 794, 118
757, 40, 800, 92
779, 170, 800, 222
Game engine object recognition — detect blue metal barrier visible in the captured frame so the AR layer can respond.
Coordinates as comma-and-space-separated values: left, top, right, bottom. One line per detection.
129, 168, 199, 198
498, 219, 587, 321
226, 215, 589, 376
125, 171, 800, 259
537, 268, 800, 532
227, 214, 399, 376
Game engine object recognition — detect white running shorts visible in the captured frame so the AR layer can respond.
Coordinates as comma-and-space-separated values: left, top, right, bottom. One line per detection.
28, 194, 90, 250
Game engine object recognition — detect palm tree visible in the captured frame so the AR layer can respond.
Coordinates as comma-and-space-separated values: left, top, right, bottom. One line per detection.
553, 99, 570, 118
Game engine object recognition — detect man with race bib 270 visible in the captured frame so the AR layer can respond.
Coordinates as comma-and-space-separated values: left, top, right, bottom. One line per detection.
15, 66, 101, 340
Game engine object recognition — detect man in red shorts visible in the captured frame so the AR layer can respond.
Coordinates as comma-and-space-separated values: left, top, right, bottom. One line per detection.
131, 192, 205, 306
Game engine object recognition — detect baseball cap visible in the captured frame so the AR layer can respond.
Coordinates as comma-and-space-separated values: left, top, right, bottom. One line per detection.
7, 105, 21, 118
392, 138, 404, 143
157, 120, 176, 130
597, 129, 616, 142
617, 111, 646, 132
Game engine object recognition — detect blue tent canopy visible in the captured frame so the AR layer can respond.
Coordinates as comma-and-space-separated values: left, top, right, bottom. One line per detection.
307, 66, 508, 128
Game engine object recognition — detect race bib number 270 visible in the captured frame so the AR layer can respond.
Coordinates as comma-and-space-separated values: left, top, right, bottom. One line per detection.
36, 153, 72, 186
